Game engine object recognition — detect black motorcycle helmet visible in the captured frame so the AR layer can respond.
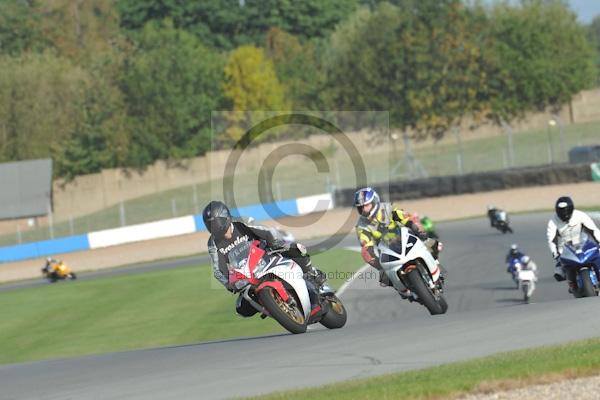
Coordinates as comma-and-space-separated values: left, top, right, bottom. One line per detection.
202, 201, 232, 239
555, 196, 574, 222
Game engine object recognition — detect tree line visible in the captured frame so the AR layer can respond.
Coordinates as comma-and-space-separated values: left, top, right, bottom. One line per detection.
0, 0, 596, 179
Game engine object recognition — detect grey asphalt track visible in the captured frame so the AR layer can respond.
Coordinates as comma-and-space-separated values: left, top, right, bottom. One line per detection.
3, 212, 600, 400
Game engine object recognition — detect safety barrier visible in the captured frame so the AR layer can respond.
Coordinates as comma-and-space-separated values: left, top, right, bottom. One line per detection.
334, 163, 595, 207
0, 193, 334, 263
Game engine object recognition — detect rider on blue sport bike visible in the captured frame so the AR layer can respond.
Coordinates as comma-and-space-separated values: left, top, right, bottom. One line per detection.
547, 196, 600, 293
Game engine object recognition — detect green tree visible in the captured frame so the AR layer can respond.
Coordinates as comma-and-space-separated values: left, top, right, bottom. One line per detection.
119, 21, 224, 166
484, 0, 597, 123
0, 53, 89, 163
264, 28, 323, 109
117, 0, 359, 50
53, 72, 130, 179
324, 1, 488, 139
0, 1, 49, 55
589, 15, 600, 84
0, 0, 129, 64
222, 45, 288, 144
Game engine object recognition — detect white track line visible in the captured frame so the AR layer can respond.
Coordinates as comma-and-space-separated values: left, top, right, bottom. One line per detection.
336, 246, 370, 297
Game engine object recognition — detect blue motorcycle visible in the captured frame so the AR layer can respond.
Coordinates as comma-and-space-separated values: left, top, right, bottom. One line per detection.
559, 235, 600, 298
507, 258, 522, 289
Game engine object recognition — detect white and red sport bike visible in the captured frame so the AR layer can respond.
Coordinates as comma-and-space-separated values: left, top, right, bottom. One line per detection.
228, 240, 347, 334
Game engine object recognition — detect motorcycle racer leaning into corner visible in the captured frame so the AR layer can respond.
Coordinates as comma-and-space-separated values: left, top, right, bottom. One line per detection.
203, 201, 327, 317
42, 257, 60, 276
547, 196, 600, 293
353, 187, 444, 301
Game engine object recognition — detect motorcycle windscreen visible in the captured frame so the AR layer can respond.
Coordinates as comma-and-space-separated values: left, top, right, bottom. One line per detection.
227, 241, 254, 280
380, 229, 417, 262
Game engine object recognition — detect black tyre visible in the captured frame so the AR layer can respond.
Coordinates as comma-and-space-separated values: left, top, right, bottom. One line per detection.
319, 295, 347, 329
580, 269, 597, 298
69, 273, 77, 280
406, 267, 444, 315
522, 283, 530, 303
438, 295, 449, 313
258, 286, 307, 334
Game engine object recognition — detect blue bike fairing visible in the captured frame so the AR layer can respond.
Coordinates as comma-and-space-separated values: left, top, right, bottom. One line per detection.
560, 240, 600, 268
560, 239, 600, 289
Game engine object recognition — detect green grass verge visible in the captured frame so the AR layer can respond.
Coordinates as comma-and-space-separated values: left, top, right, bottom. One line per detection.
0, 248, 363, 366
251, 337, 600, 400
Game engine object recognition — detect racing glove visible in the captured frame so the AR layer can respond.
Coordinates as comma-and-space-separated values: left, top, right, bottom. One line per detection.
295, 243, 308, 256
225, 282, 237, 293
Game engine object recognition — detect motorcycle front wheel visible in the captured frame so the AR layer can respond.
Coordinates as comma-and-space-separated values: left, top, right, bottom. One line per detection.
580, 270, 598, 298
319, 295, 347, 329
406, 267, 446, 315
522, 283, 530, 303
259, 286, 307, 334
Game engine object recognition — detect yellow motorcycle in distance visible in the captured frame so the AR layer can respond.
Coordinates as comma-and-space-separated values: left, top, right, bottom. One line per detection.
42, 258, 77, 283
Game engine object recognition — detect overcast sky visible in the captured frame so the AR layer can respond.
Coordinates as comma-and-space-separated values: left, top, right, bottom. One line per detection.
568, 0, 600, 24
484, 0, 600, 24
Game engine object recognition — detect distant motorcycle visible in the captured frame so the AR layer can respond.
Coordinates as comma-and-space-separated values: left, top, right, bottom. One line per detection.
518, 268, 536, 303
491, 210, 513, 234
42, 260, 77, 282
559, 233, 600, 298
507, 258, 521, 289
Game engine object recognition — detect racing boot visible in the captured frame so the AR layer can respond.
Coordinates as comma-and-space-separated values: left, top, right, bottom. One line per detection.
424, 238, 441, 259
304, 280, 327, 323
553, 263, 566, 282
378, 270, 392, 287
437, 261, 447, 285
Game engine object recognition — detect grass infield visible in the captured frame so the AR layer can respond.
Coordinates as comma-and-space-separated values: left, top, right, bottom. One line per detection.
0, 248, 365, 365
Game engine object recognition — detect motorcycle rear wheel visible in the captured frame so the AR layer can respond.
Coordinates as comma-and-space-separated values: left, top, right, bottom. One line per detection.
259, 286, 307, 334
